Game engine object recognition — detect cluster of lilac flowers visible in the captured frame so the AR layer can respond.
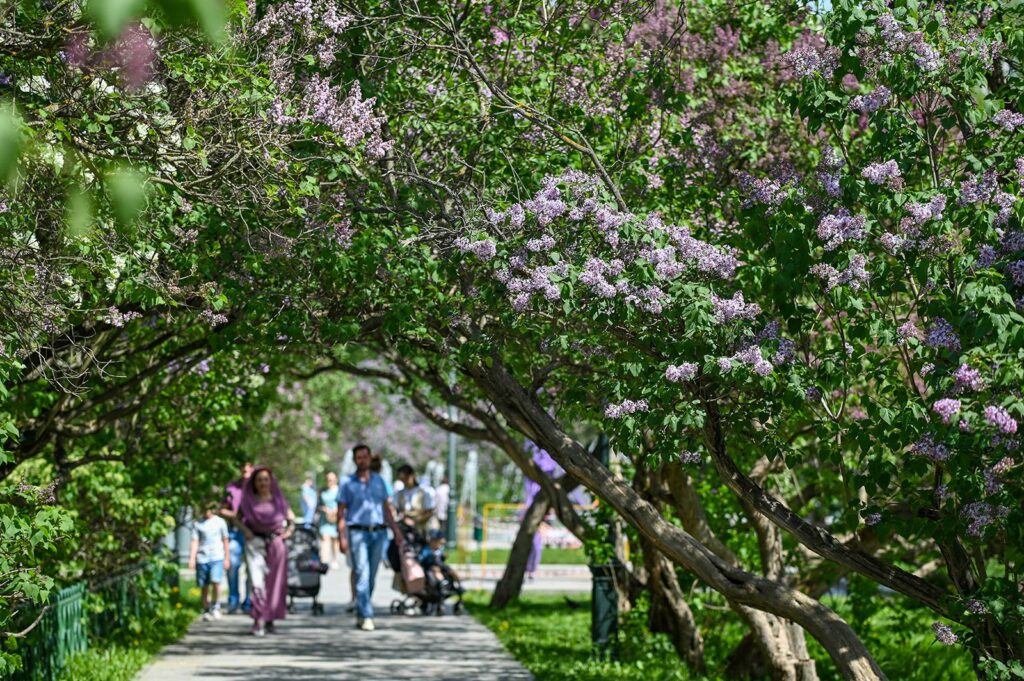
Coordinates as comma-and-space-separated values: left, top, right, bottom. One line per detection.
604, 399, 649, 419
864, 512, 882, 526
932, 622, 958, 646
952, 363, 985, 392
817, 210, 866, 251
332, 216, 355, 249
848, 86, 891, 114
738, 172, 793, 210
731, 345, 773, 376
301, 79, 393, 159
665, 363, 699, 383
710, 291, 760, 324
877, 13, 942, 73
897, 320, 922, 343
910, 434, 952, 462
861, 160, 902, 187
105, 307, 142, 328
992, 109, 1024, 133
805, 386, 822, 402
932, 398, 961, 424
679, 450, 701, 465
200, 308, 229, 327
810, 254, 870, 292
579, 257, 624, 298
816, 147, 844, 198
984, 456, 1014, 496
784, 31, 839, 78
498, 261, 566, 311
923, 318, 960, 351
962, 501, 1009, 537
965, 599, 988, 615
455, 237, 497, 261
984, 405, 1018, 434
958, 170, 998, 206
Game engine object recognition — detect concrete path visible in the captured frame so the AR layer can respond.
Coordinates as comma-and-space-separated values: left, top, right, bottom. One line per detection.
139, 561, 533, 681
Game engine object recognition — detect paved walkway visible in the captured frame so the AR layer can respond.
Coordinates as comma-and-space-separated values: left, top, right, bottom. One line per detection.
139, 561, 533, 681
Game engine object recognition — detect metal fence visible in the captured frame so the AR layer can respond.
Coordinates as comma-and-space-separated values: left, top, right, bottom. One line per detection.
5, 561, 176, 681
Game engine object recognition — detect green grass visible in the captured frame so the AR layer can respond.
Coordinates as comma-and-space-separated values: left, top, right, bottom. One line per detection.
466, 591, 976, 681
58, 579, 201, 681
457, 546, 589, 565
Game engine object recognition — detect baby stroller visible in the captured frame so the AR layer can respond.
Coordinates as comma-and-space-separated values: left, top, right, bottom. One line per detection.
388, 525, 464, 616
287, 525, 327, 615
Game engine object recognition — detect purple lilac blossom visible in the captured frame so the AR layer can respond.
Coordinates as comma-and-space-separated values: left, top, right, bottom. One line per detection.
709, 291, 760, 324
965, 600, 988, 615
604, 399, 649, 419
805, 386, 822, 402
817, 147, 844, 197
984, 405, 1018, 434
932, 398, 961, 424
455, 237, 497, 261
923, 318, 960, 351
958, 171, 998, 206
864, 512, 882, 526
992, 109, 1024, 132
861, 160, 901, 186
932, 623, 958, 646
897, 320, 922, 342
665, 363, 699, 382
848, 86, 891, 113
910, 434, 952, 462
810, 254, 870, 291
817, 210, 866, 251
962, 501, 1009, 537
952, 364, 984, 392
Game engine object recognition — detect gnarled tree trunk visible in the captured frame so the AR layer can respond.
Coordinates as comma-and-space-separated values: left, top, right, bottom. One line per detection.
490, 488, 551, 608
468, 358, 887, 681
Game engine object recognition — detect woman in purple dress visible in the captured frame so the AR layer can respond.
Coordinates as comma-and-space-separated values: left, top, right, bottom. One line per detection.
239, 466, 295, 636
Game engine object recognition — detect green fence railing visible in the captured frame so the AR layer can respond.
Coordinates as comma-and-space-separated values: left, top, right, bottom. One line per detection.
5, 560, 177, 681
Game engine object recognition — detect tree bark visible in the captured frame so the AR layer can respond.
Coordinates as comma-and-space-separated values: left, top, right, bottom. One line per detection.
639, 534, 706, 672
490, 488, 551, 609
468, 357, 887, 681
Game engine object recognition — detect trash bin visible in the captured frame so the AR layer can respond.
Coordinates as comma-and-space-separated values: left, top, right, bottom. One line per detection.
589, 563, 619, 659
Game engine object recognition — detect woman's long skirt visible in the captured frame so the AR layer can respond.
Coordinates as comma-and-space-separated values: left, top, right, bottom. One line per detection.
245, 535, 288, 623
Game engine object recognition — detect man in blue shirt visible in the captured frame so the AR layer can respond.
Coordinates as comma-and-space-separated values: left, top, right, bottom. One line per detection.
337, 443, 401, 631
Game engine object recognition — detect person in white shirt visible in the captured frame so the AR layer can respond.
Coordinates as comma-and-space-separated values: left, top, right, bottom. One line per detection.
434, 477, 450, 536
393, 465, 437, 534
189, 501, 231, 620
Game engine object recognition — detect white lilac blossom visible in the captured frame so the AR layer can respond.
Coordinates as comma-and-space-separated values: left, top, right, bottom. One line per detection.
709, 291, 760, 324
105, 307, 142, 327
861, 160, 902, 186
665, 363, 699, 382
810, 254, 870, 292
200, 309, 229, 326
679, 451, 701, 465
932, 398, 961, 424
817, 210, 866, 251
924, 318, 960, 351
984, 405, 1018, 434
604, 399, 649, 419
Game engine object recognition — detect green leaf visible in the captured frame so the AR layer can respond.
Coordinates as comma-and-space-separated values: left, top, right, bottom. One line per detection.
87, 0, 146, 38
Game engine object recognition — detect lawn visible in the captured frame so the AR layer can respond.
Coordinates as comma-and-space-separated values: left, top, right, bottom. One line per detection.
58, 579, 201, 681
455, 546, 589, 566
466, 591, 975, 681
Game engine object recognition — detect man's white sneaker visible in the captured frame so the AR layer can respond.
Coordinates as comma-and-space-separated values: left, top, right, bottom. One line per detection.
359, 618, 375, 631
211, 608, 223, 619
201, 611, 213, 622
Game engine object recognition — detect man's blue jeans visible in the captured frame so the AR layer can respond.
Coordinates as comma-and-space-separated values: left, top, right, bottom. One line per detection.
350, 528, 389, 619
227, 529, 251, 611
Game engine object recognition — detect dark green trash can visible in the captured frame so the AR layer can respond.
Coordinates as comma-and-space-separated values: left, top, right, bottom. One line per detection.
589, 563, 619, 659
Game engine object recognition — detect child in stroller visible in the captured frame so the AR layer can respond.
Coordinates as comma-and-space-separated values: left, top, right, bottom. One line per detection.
389, 527, 464, 616
418, 530, 464, 606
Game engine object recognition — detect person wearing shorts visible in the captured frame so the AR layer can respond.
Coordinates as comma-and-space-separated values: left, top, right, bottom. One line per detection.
190, 501, 230, 620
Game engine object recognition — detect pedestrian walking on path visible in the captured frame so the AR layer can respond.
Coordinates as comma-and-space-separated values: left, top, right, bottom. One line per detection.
337, 443, 402, 632
189, 501, 230, 620
318, 471, 341, 569
239, 465, 295, 636
220, 461, 253, 614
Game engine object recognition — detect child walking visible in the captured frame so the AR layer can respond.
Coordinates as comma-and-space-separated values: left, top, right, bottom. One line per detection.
189, 501, 231, 620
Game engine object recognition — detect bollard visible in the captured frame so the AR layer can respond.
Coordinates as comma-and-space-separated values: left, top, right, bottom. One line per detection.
589, 563, 619, 659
